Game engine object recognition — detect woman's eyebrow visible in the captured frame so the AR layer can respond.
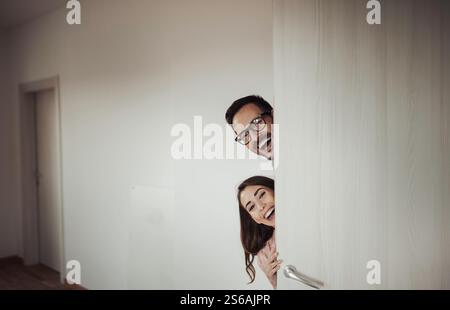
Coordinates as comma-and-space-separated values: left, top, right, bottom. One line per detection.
254, 187, 264, 197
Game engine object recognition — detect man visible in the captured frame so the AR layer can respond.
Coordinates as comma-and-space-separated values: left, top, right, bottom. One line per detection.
225, 95, 274, 160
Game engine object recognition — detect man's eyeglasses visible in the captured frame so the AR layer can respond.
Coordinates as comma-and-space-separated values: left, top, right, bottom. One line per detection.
235, 112, 272, 145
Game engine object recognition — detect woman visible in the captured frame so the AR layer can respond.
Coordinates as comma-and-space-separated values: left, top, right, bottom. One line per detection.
237, 176, 282, 289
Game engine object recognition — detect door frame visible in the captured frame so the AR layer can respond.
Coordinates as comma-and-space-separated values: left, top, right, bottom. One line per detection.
18, 76, 65, 282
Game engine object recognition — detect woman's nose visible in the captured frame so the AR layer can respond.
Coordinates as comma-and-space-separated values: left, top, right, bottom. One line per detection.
257, 202, 265, 211
256, 201, 264, 211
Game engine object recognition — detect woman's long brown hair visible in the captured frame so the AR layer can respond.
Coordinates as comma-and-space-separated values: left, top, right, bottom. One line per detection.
237, 176, 274, 283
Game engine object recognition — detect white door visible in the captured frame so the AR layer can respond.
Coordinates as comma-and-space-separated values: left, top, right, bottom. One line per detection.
274, 0, 450, 289
35, 89, 62, 272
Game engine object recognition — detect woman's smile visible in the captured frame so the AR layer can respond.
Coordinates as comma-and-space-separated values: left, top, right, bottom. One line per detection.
264, 206, 275, 220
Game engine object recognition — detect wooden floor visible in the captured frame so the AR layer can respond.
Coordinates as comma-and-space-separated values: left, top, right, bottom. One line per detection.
0, 256, 82, 290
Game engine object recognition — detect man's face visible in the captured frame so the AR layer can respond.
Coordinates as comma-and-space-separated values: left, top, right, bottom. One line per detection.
232, 103, 273, 160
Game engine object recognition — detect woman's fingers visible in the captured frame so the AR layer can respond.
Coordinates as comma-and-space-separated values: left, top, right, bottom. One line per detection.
270, 244, 277, 255
258, 241, 282, 279
258, 247, 267, 260
268, 251, 279, 263
269, 264, 282, 276
270, 259, 283, 268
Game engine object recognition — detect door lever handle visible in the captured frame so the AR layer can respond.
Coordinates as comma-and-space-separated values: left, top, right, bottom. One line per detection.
283, 265, 324, 289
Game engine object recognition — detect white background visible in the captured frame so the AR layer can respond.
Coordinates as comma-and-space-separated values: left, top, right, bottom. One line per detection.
1, 0, 274, 289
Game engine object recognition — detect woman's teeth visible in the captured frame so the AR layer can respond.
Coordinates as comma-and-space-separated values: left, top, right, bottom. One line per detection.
265, 208, 275, 219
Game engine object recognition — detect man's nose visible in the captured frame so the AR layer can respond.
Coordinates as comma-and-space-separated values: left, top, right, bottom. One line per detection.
249, 130, 259, 142
248, 135, 259, 151
257, 128, 269, 140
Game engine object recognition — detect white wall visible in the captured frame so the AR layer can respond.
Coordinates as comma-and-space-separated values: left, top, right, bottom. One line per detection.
0, 31, 18, 258
8, 0, 273, 289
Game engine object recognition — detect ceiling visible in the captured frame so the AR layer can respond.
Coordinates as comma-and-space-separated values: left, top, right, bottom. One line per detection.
0, 0, 65, 30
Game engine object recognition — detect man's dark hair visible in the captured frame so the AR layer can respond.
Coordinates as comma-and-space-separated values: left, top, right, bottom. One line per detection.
225, 95, 273, 125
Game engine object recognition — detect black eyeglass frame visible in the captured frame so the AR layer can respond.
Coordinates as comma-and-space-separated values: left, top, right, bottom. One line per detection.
234, 111, 272, 145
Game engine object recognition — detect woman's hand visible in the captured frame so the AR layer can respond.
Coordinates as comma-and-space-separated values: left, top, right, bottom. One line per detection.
257, 238, 282, 289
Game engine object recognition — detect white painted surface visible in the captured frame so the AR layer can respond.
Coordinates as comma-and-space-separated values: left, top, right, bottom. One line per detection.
0, 31, 18, 258
442, 0, 450, 289
128, 186, 175, 289
274, 0, 450, 289
35, 89, 62, 272
7, 0, 273, 289
0, 0, 64, 30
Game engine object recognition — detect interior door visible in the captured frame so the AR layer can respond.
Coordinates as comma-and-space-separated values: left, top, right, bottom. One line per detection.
35, 89, 62, 272
274, 0, 450, 289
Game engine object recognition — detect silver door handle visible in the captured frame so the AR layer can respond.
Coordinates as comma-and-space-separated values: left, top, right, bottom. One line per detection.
283, 265, 324, 289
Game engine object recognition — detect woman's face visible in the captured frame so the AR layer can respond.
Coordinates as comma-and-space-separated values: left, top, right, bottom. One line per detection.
240, 185, 275, 227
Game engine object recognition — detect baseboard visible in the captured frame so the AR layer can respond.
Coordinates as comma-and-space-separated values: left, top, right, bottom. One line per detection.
0, 255, 24, 265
